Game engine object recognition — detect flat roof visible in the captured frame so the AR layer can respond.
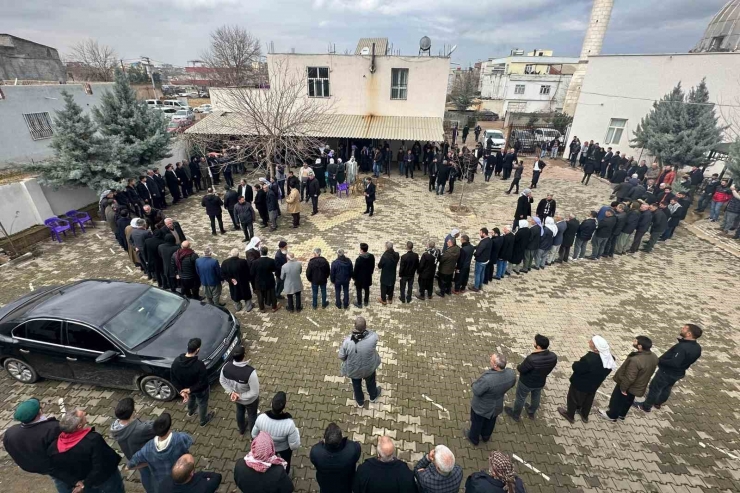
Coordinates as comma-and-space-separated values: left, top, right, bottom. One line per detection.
485, 56, 579, 64
590, 52, 740, 58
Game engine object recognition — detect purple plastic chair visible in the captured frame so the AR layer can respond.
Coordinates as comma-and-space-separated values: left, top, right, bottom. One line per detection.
337, 182, 350, 198
65, 209, 94, 233
44, 217, 74, 243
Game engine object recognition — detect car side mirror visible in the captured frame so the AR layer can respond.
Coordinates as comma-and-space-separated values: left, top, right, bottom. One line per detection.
96, 350, 119, 364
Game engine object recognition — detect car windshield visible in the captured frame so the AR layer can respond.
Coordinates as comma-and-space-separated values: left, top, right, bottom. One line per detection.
175, 110, 187, 115
103, 288, 185, 348
167, 122, 178, 129
487, 131, 504, 139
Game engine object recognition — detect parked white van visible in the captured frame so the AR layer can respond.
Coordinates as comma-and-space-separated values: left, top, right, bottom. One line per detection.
163, 100, 189, 109
146, 99, 163, 108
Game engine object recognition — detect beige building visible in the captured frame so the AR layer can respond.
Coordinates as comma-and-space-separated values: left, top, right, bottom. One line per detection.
191, 38, 450, 146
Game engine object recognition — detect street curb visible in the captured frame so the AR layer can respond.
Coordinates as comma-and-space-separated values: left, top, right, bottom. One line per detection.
0, 252, 33, 270
682, 223, 740, 259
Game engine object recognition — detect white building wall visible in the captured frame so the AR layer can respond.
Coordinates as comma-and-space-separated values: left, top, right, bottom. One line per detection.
568, 53, 740, 162
267, 53, 449, 119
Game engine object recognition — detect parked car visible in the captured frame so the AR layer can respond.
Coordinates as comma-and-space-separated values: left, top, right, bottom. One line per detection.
0, 280, 241, 401
483, 129, 506, 150
167, 120, 194, 133
163, 99, 189, 110
198, 91, 209, 98
171, 109, 195, 123
510, 129, 537, 153
159, 107, 178, 118
194, 104, 212, 114
146, 99, 163, 109
479, 110, 500, 122
534, 128, 562, 144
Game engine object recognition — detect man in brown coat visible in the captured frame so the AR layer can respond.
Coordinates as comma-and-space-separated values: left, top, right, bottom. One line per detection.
285, 186, 301, 228
436, 238, 460, 297
599, 336, 658, 422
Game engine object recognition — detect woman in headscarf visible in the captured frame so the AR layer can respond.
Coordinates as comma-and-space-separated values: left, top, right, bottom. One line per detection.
464, 451, 525, 493
558, 335, 616, 424
234, 431, 293, 493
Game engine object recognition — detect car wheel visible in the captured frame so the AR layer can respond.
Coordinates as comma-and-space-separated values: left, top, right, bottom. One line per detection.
4, 358, 38, 384
140, 375, 176, 401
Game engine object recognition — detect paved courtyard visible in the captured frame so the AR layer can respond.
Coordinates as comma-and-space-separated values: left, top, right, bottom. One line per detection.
0, 160, 738, 493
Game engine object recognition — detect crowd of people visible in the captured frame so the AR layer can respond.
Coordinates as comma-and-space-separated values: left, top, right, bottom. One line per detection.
3, 313, 702, 493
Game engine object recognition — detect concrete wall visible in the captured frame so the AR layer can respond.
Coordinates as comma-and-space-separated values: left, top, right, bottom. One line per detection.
0, 35, 66, 82
0, 83, 114, 169
0, 178, 98, 237
567, 53, 740, 160
267, 53, 449, 119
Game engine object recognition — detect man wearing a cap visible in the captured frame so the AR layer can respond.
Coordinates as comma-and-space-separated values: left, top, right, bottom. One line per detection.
443, 229, 460, 253
4, 399, 64, 490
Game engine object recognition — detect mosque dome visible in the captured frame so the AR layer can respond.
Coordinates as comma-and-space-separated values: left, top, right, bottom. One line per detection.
692, 0, 740, 52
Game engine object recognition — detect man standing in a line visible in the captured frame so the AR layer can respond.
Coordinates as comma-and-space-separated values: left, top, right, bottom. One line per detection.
436, 238, 460, 297
220, 345, 260, 436
414, 445, 463, 493
513, 189, 533, 230
339, 317, 382, 407
364, 177, 376, 216
171, 338, 215, 427
398, 241, 419, 304
330, 249, 354, 310
634, 324, 702, 413
195, 247, 223, 306
274, 241, 288, 301
310, 423, 361, 493
557, 336, 615, 424
353, 243, 375, 308
250, 246, 281, 312
466, 353, 516, 446
599, 336, 658, 422
307, 248, 331, 309
377, 242, 400, 305
308, 172, 321, 215
471, 228, 492, 292
505, 334, 557, 421
353, 437, 415, 493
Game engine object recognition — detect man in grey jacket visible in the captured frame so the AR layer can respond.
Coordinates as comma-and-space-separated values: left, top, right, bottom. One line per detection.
465, 353, 516, 446
339, 317, 382, 407
110, 397, 156, 492
219, 345, 260, 436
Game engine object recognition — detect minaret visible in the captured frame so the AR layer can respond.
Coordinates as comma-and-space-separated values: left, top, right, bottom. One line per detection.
562, 0, 614, 115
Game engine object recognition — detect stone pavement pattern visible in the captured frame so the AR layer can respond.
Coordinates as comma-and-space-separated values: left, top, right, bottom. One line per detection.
0, 161, 738, 493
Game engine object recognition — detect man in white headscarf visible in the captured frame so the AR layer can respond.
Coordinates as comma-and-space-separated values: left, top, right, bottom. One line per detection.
558, 335, 616, 424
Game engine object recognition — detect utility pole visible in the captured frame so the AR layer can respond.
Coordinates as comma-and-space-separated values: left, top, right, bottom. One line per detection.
140, 56, 157, 98
120, 59, 126, 75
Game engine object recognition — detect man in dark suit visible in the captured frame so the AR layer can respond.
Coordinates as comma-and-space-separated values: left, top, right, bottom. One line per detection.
164, 218, 186, 245
136, 176, 152, 206
164, 164, 181, 204
352, 243, 375, 308
146, 170, 164, 209
250, 246, 281, 312
237, 179, 253, 203
363, 177, 376, 216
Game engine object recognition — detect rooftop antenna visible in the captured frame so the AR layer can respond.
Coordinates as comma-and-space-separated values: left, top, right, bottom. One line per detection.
419, 36, 431, 56
447, 45, 457, 57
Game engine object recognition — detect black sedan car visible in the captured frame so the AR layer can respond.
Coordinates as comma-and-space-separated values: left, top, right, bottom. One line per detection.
0, 280, 241, 401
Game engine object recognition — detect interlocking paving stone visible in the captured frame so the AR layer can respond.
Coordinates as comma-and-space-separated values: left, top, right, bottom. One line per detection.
0, 160, 738, 492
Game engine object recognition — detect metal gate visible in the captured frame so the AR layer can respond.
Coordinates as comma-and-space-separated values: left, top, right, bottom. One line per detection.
504, 123, 563, 157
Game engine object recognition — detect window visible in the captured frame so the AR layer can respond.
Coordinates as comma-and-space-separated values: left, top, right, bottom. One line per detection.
524, 64, 535, 74
539, 85, 551, 95
391, 68, 408, 100
514, 85, 525, 95
23, 112, 53, 140
15, 320, 63, 345
307, 67, 330, 97
67, 323, 116, 353
605, 118, 627, 145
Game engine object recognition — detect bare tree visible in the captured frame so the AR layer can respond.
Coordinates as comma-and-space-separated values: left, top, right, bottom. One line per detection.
450, 69, 479, 112
67, 39, 118, 82
187, 57, 333, 179
201, 25, 263, 87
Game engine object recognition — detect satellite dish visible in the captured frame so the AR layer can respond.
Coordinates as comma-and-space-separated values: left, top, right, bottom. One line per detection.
361, 47, 370, 55
420, 36, 431, 51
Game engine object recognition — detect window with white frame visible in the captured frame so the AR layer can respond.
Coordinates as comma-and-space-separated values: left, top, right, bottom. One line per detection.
307, 67, 330, 98
514, 84, 525, 95
524, 64, 535, 74
23, 112, 54, 140
539, 85, 551, 95
391, 68, 408, 100
605, 118, 627, 145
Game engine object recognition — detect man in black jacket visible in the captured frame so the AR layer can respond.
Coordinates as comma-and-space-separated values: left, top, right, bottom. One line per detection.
152, 168, 168, 209
377, 242, 400, 305
558, 214, 579, 262
398, 242, 419, 304
454, 235, 474, 294
588, 209, 616, 260
160, 454, 222, 493
307, 248, 331, 309
416, 242, 438, 300
223, 185, 240, 230
308, 173, 321, 215
634, 324, 702, 413
164, 217, 187, 245
175, 162, 191, 198
137, 175, 153, 206
604, 204, 626, 258
146, 170, 164, 209
535, 194, 556, 223
363, 177, 376, 216
310, 423, 361, 493
505, 334, 558, 421
353, 437, 415, 493
642, 203, 667, 253
695, 174, 720, 212
3, 399, 63, 488
513, 189, 533, 231
251, 246, 280, 312
629, 204, 653, 253
201, 188, 226, 235
353, 243, 375, 308
48, 409, 123, 493
190, 157, 203, 191
573, 212, 597, 260
558, 336, 614, 423
165, 164, 182, 204
173, 241, 200, 299
523, 217, 540, 272
171, 338, 215, 427
471, 228, 491, 291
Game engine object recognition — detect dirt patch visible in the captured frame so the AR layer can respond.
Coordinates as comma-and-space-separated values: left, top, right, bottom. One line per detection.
449, 204, 473, 214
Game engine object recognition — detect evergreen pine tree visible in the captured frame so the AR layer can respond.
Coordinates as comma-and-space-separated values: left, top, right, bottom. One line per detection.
728, 138, 740, 179
631, 80, 722, 169
26, 91, 121, 192
93, 69, 171, 173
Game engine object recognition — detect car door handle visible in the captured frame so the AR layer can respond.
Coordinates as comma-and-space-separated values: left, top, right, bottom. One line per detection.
19, 349, 29, 354
66, 357, 77, 361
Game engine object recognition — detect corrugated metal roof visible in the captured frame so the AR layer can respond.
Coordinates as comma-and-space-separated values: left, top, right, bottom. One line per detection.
185, 113, 444, 142
355, 38, 389, 56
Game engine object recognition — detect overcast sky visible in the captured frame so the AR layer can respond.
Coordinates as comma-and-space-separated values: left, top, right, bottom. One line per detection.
2, 0, 729, 67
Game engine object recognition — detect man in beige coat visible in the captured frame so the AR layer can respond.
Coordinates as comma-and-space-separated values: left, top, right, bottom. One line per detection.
286, 186, 301, 228
599, 336, 658, 422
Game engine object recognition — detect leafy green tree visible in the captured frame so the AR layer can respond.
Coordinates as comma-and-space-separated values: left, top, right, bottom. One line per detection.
632, 79, 722, 169
551, 111, 573, 135
450, 69, 478, 112
26, 91, 122, 192
126, 64, 150, 84
93, 69, 172, 173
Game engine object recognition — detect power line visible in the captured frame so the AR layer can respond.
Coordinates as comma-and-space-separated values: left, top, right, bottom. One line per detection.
580, 90, 740, 108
